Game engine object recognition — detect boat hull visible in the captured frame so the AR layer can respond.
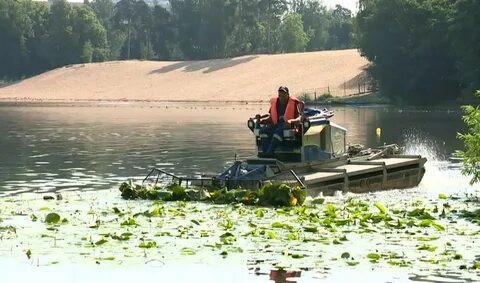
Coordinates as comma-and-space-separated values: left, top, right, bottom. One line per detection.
293, 155, 427, 196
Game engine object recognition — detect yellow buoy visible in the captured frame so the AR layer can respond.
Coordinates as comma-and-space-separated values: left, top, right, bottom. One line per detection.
376, 127, 382, 137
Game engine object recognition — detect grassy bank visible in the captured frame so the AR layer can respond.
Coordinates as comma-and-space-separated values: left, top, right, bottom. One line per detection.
304, 92, 392, 106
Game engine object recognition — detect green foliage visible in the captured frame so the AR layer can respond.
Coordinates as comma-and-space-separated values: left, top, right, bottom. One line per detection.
449, 0, 480, 97
1, 0, 357, 80
326, 5, 355, 49
45, 212, 61, 224
458, 92, 480, 184
81, 41, 94, 62
118, 181, 306, 207
279, 13, 309, 52
356, 0, 460, 104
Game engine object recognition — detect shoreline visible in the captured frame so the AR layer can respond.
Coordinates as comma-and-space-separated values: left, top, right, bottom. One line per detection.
0, 94, 468, 108
0, 98, 267, 108
0, 92, 386, 107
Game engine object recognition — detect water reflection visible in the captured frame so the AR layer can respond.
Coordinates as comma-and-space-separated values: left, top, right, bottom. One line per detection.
0, 104, 473, 196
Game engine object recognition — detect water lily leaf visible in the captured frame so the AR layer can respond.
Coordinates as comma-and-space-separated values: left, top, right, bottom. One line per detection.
335, 219, 350, 226
45, 213, 60, 224
120, 218, 137, 226
95, 239, 108, 246
339, 235, 348, 241
286, 233, 299, 241
453, 254, 463, 260
219, 219, 234, 230
255, 209, 264, 218
304, 226, 318, 233
374, 202, 388, 214
41, 234, 55, 238
229, 246, 244, 253
291, 253, 304, 259
181, 247, 196, 256
151, 207, 162, 216
387, 260, 410, 267
417, 236, 440, 241
431, 222, 445, 231
367, 253, 380, 260
139, 241, 157, 249
267, 231, 276, 239
271, 222, 293, 230
89, 219, 101, 229
341, 252, 350, 259
219, 232, 236, 245
439, 194, 447, 200
346, 261, 359, 266
418, 244, 437, 252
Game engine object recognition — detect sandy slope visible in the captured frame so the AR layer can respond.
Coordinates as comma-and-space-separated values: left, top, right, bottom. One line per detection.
0, 49, 368, 102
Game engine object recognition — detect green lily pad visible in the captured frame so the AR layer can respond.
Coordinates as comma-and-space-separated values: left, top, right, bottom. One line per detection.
45, 213, 60, 224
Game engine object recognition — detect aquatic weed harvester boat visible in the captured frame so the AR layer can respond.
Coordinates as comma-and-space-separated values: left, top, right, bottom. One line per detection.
140, 108, 426, 197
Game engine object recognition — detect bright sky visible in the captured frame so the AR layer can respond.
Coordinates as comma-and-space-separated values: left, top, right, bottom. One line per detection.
323, 0, 358, 12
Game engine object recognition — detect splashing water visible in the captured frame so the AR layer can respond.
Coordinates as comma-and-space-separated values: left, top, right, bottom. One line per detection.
402, 129, 479, 195
402, 129, 444, 161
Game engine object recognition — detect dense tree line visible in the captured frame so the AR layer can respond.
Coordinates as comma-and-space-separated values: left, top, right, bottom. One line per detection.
356, 0, 480, 104
0, 0, 355, 80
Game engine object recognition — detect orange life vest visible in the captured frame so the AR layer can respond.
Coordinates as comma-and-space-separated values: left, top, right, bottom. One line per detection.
270, 97, 303, 124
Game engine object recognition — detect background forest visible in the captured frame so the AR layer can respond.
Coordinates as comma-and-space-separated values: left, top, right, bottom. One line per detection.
1, 0, 479, 104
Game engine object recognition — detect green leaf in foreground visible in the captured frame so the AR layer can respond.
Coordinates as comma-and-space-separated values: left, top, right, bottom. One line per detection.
45, 213, 61, 224
139, 241, 157, 249
367, 253, 380, 260
374, 202, 388, 214
98, 256, 115, 261
304, 226, 318, 233
95, 239, 108, 246
121, 218, 137, 226
181, 247, 196, 256
387, 260, 410, 267
417, 244, 437, 252
346, 261, 359, 266
341, 252, 350, 259
291, 253, 304, 259
267, 231, 276, 239
255, 209, 264, 218
219, 232, 236, 245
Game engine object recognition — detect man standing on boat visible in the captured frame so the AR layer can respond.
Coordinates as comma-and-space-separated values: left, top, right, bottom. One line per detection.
258, 86, 304, 157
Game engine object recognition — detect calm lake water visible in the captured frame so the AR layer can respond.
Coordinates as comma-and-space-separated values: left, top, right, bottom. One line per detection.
0, 103, 475, 196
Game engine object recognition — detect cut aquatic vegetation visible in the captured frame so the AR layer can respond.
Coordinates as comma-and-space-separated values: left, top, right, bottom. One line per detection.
118, 181, 306, 207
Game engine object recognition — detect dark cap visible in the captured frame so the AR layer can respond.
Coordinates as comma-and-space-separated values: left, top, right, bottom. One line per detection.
278, 86, 289, 94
